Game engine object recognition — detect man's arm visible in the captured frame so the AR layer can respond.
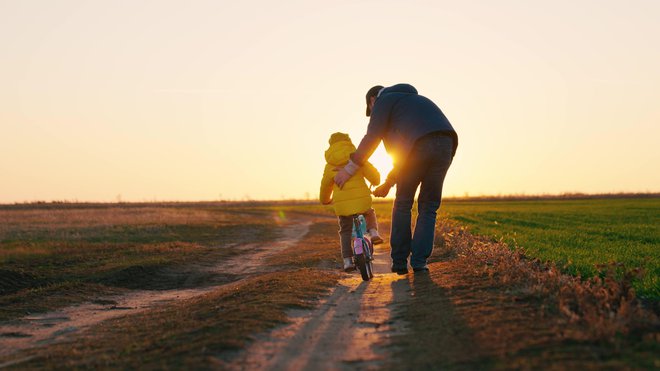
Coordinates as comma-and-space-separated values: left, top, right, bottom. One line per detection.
350, 100, 390, 166
362, 161, 381, 187
334, 98, 391, 188
384, 161, 402, 185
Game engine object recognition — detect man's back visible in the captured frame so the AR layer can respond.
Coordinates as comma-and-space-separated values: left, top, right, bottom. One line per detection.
366, 83, 456, 165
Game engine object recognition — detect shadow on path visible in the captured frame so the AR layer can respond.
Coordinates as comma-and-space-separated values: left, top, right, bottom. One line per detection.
389, 270, 490, 370
220, 241, 410, 370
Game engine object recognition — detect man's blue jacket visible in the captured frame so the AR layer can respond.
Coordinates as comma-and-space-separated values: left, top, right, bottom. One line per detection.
351, 83, 458, 183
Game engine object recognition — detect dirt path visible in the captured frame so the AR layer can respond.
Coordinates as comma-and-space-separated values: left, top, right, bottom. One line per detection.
221, 241, 411, 370
0, 219, 312, 359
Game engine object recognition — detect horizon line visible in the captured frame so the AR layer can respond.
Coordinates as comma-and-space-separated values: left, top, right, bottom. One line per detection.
1, 192, 659, 208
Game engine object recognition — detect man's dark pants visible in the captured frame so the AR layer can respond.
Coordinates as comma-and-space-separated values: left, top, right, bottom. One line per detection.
390, 133, 454, 270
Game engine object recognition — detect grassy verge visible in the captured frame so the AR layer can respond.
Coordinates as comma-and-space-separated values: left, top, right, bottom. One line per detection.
388, 218, 659, 370
438, 197, 660, 300
0, 205, 279, 321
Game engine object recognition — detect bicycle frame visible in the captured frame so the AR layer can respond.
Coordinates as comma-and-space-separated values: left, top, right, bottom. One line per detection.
352, 215, 372, 260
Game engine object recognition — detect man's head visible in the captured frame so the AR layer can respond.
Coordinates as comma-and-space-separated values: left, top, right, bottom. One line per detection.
365, 85, 384, 117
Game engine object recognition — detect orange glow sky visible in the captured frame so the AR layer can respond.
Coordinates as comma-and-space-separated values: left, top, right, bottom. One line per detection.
1, 0, 659, 202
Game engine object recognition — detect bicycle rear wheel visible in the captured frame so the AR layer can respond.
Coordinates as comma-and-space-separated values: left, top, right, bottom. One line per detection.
365, 239, 374, 279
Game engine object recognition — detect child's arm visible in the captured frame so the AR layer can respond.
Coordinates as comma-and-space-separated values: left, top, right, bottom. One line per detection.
362, 161, 381, 187
319, 164, 335, 205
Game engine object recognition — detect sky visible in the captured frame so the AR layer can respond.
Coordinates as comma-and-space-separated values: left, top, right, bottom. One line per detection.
1, 0, 659, 202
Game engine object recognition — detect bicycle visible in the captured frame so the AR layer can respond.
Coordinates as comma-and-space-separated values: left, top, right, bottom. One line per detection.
351, 214, 374, 281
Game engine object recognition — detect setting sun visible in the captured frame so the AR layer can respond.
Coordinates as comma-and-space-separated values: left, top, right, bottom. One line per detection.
368, 144, 394, 186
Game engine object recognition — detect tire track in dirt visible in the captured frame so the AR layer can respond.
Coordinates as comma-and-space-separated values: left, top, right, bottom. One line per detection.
0, 219, 313, 359
220, 242, 411, 370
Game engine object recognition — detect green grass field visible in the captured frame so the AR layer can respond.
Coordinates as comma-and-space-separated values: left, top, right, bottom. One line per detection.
435, 197, 660, 300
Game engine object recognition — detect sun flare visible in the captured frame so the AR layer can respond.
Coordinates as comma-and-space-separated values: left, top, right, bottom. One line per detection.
368, 144, 394, 185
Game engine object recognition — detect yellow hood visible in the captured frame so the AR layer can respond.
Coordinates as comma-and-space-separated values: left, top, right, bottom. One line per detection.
324, 140, 356, 167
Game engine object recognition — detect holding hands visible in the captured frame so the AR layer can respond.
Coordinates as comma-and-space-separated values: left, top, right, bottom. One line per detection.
372, 181, 393, 198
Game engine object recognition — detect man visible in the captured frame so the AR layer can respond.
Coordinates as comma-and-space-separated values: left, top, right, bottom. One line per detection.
334, 83, 458, 274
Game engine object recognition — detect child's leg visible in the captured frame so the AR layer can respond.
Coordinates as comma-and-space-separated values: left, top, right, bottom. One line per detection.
338, 215, 353, 258
363, 208, 384, 244
363, 208, 378, 231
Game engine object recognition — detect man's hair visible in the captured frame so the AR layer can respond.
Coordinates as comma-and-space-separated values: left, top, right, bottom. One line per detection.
365, 85, 384, 117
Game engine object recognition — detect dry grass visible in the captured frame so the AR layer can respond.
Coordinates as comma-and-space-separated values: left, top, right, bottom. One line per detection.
266, 220, 341, 269
0, 205, 280, 321
5, 269, 341, 370
0, 213, 343, 369
0, 206, 344, 369
0, 207, 230, 235
389, 218, 659, 369
435, 218, 659, 341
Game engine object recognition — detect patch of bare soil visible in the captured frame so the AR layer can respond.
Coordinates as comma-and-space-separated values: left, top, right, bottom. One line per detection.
0, 219, 313, 359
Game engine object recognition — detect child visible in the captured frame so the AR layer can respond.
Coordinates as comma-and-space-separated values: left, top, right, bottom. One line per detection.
319, 132, 384, 272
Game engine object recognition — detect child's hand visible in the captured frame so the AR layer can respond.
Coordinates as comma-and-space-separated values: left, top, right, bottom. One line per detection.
372, 182, 392, 198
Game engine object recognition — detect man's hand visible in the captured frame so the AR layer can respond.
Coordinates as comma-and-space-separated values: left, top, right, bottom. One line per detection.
333, 168, 352, 189
333, 160, 359, 188
372, 182, 393, 198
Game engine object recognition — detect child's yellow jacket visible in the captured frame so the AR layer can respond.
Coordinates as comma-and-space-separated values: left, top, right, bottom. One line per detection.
320, 133, 380, 216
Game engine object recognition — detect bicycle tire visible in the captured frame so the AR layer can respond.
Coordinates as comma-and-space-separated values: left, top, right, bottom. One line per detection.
366, 259, 374, 279
366, 240, 374, 279
355, 253, 370, 281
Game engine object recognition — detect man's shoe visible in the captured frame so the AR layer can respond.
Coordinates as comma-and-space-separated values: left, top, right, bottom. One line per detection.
391, 265, 408, 275
343, 257, 356, 272
413, 266, 429, 273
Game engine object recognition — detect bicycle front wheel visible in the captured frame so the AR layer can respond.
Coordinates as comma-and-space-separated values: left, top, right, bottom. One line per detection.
365, 258, 374, 279
355, 253, 370, 281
